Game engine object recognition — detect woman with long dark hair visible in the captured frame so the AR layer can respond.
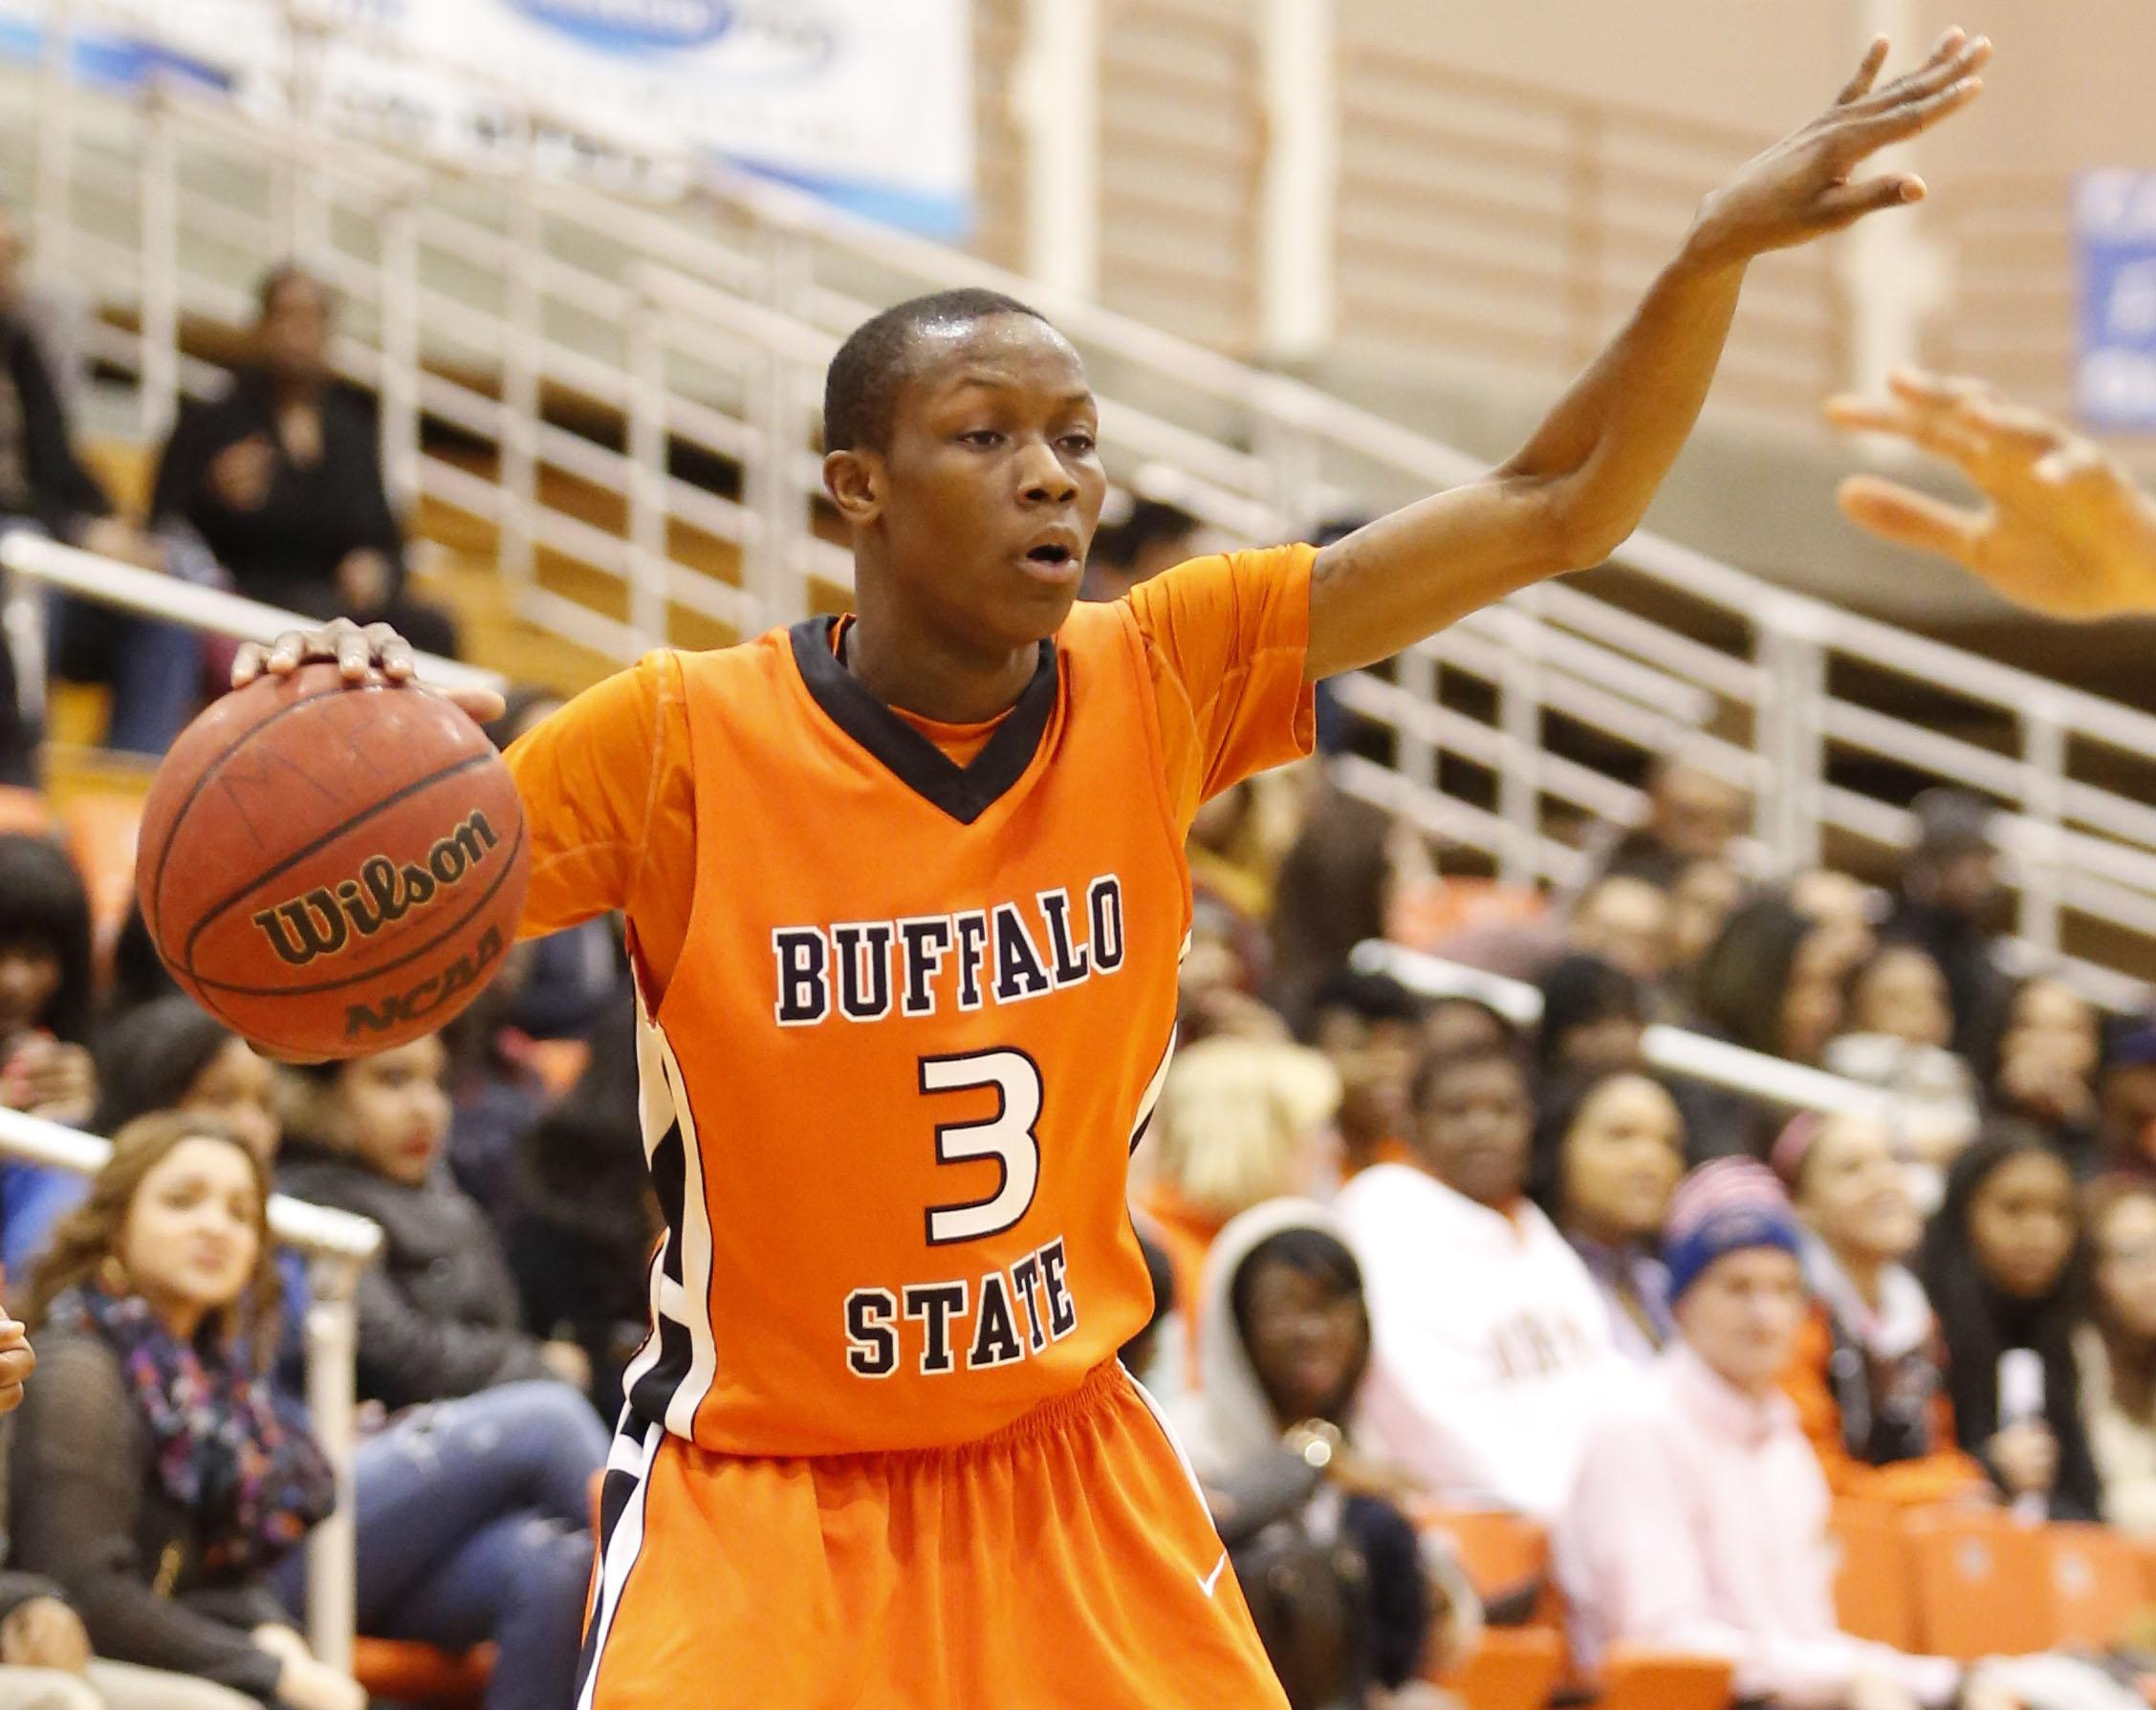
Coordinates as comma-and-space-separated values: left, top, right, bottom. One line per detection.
1919, 1125, 2101, 1519
1530, 1069, 1685, 1361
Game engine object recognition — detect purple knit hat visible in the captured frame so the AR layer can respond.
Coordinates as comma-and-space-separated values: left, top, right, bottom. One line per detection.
1663, 1157, 1803, 1301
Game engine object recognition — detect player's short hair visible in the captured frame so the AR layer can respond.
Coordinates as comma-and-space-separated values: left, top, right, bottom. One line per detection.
822, 287, 1050, 455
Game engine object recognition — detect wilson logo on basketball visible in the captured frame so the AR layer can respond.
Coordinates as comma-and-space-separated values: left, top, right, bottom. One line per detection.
249, 810, 503, 968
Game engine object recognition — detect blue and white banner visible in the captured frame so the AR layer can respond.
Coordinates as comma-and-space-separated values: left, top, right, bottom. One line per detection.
0, 0, 974, 238
2076, 170, 2156, 432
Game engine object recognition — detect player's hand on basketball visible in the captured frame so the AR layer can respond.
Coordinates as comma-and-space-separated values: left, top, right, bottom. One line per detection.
231, 616, 508, 725
1827, 369, 2156, 617
0, 1313, 35, 1416
1687, 29, 1988, 268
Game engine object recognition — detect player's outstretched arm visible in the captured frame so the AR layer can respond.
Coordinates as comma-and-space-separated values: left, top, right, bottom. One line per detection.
1303, 30, 1990, 682
1827, 368, 2156, 617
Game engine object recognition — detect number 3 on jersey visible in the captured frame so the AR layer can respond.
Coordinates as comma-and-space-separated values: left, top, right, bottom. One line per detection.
921, 1049, 1042, 1245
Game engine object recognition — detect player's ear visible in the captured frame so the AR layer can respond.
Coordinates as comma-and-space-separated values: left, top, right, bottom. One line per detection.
823, 447, 883, 527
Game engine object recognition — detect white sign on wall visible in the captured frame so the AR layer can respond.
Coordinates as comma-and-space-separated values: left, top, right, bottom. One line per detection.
2, 0, 975, 237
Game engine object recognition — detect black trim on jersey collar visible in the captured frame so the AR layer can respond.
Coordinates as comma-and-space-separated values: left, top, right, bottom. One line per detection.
788, 617, 1060, 825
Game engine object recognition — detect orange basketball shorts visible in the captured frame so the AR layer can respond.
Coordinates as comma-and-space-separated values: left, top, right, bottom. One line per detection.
575, 1360, 1289, 1709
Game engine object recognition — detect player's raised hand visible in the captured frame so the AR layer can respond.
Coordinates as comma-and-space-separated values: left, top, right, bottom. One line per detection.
231, 616, 508, 724
1826, 368, 2156, 617
1687, 29, 1989, 268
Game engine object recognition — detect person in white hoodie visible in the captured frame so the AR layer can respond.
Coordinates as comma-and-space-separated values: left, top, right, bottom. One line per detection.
1334, 1045, 1628, 1519
1173, 1199, 1470, 1710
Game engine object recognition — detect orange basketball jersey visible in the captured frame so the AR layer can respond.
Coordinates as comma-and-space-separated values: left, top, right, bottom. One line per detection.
507, 545, 1315, 1455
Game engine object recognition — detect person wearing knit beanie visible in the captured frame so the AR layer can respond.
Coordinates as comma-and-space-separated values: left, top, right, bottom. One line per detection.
1663, 1157, 1805, 1302
1554, 1153, 2020, 1710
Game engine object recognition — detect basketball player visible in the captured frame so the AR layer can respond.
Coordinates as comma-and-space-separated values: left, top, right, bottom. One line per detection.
235, 31, 1988, 1707
1829, 367, 2156, 616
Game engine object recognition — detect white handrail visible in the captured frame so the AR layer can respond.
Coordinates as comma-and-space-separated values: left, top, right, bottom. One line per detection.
0, 1106, 379, 1670
0, 533, 507, 697
1351, 941, 1897, 1119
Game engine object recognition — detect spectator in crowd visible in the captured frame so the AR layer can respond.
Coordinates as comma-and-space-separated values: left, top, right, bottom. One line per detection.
1555, 1158, 2015, 1710
1174, 1200, 1452, 1708
1265, 788, 1394, 1036
1824, 943, 1981, 1194
1693, 892, 1852, 1070
1565, 875, 1672, 990
1886, 789, 2012, 1060
1920, 1125, 2102, 1520
1307, 970, 1423, 1179
275, 1034, 602, 1415
12, 1114, 359, 1710
504, 1004, 658, 1421
1601, 751, 1749, 886
148, 266, 457, 660
1078, 495, 1200, 604
1665, 857, 1745, 991
1986, 977, 2104, 1177
0, 204, 196, 766
1774, 1113, 1986, 1505
2102, 1018, 2156, 1176
89, 1004, 601, 1710
1420, 994, 1517, 1065
1530, 1069, 1685, 1360
2079, 1176, 2156, 1535
0, 834, 98, 1275
1535, 954, 1646, 1084
1134, 1038, 1340, 1347
90, 1002, 277, 1165
1337, 1045, 1624, 1518
1790, 867, 1881, 974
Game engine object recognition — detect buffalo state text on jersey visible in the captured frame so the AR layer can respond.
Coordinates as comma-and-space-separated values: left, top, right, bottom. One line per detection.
770, 875, 1125, 1026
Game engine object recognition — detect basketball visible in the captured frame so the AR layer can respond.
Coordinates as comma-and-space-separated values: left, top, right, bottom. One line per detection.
135, 662, 531, 1060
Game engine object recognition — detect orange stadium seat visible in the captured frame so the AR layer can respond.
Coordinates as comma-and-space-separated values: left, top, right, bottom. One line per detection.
1598, 1643, 1734, 1710
2045, 1522, 2145, 1649
1906, 1509, 2052, 1660
1438, 1625, 1564, 1710
1829, 1498, 1918, 1650
1422, 1507, 1553, 1613
351, 1638, 493, 1707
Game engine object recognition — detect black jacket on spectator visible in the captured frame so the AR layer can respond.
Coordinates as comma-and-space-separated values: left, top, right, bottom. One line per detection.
0, 313, 110, 539
148, 368, 405, 616
9, 1334, 285, 1700
1919, 1132, 2103, 1520
276, 1143, 555, 1411
0, 313, 113, 784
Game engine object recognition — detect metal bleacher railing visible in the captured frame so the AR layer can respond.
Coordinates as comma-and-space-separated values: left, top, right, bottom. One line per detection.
0, 1102, 381, 1670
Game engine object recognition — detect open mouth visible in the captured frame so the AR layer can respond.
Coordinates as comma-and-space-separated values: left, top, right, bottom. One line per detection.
1025, 543, 1077, 569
